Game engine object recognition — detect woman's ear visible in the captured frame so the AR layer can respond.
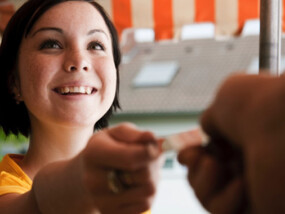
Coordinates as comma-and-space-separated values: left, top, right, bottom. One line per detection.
9, 72, 23, 104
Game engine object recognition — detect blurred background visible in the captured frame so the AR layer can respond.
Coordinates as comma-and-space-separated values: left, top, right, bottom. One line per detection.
1, 0, 285, 213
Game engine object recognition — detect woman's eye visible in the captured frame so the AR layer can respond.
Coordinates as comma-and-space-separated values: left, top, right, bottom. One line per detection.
88, 41, 105, 51
40, 39, 62, 50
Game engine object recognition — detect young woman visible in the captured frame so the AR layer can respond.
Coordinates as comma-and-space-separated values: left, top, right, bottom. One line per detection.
0, 1, 162, 213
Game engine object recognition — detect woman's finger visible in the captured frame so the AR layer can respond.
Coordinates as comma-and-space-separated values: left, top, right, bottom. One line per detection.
107, 122, 157, 144
84, 132, 160, 170
119, 158, 162, 188
83, 156, 162, 195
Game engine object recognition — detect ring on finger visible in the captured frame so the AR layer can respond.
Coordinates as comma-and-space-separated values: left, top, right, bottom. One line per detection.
107, 170, 125, 194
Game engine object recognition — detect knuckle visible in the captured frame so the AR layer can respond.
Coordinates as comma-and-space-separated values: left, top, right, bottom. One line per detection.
117, 122, 137, 131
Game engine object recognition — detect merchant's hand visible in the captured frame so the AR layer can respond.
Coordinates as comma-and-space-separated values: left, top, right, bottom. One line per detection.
179, 74, 285, 214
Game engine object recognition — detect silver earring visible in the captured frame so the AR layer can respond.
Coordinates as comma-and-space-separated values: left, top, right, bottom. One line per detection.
15, 93, 21, 105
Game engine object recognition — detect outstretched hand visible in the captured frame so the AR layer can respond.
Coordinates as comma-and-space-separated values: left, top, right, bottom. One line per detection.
179, 74, 285, 214
81, 123, 162, 214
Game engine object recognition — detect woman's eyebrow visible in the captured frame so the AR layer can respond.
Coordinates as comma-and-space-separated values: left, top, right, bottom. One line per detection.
30, 27, 109, 39
87, 29, 109, 40
31, 27, 63, 37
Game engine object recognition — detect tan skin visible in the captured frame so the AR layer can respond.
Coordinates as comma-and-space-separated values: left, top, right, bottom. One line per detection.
178, 73, 285, 214
0, 2, 162, 214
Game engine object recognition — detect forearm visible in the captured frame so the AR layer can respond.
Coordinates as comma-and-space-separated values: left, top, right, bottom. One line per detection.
33, 154, 95, 214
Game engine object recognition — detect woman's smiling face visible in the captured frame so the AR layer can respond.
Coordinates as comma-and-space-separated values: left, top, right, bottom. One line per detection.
17, 1, 117, 129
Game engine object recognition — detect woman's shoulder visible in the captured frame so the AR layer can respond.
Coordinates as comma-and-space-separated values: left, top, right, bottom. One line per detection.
0, 154, 32, 195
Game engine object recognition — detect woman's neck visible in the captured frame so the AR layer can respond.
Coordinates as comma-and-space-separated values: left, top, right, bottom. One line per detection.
20, 122, 94, 179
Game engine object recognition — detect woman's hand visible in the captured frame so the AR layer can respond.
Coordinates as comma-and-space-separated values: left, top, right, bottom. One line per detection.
80, 123, 162, 214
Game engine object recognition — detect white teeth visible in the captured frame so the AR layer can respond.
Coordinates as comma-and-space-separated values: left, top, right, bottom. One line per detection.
64, 87, 69, 94
79, 86, 85, 93
57, 86, 93, 95
74, 87, 79, 92
86, 87, 92, 95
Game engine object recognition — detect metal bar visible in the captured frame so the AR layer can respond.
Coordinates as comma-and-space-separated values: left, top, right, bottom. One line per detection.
259, 0, 282, 75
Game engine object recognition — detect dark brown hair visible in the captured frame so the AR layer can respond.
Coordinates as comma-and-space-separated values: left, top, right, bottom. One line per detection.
0, 0, 121, 137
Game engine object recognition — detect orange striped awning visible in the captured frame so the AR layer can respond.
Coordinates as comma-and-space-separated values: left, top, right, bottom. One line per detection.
1, 0, 285, 40
95, 0, 285, 40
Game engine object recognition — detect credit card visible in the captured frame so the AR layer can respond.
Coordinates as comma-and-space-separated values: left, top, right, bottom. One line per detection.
162, 127, 209, 152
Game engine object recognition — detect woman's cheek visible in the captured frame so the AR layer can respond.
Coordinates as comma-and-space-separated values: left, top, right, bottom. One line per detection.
97, 59, 117, 97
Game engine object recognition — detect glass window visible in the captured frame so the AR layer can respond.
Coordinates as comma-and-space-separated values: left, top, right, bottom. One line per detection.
133, 61, 179, 87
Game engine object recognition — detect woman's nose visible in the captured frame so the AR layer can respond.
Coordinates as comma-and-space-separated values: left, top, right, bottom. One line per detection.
64, 50, 90, 72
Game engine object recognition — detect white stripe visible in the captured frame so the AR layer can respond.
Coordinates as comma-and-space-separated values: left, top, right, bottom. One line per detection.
173, 0, 195, 26
10, 0, 26, 10
95, 0, 113, 20
216, 0, 238, 36
172, 0, 195, 38
131, 0, 153, 28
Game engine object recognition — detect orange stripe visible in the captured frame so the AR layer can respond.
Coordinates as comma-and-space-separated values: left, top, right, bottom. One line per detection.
112, 0, 132, 37
238, 0, 259, 33
195, 0, 215, 22
153, 0, 173, 40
